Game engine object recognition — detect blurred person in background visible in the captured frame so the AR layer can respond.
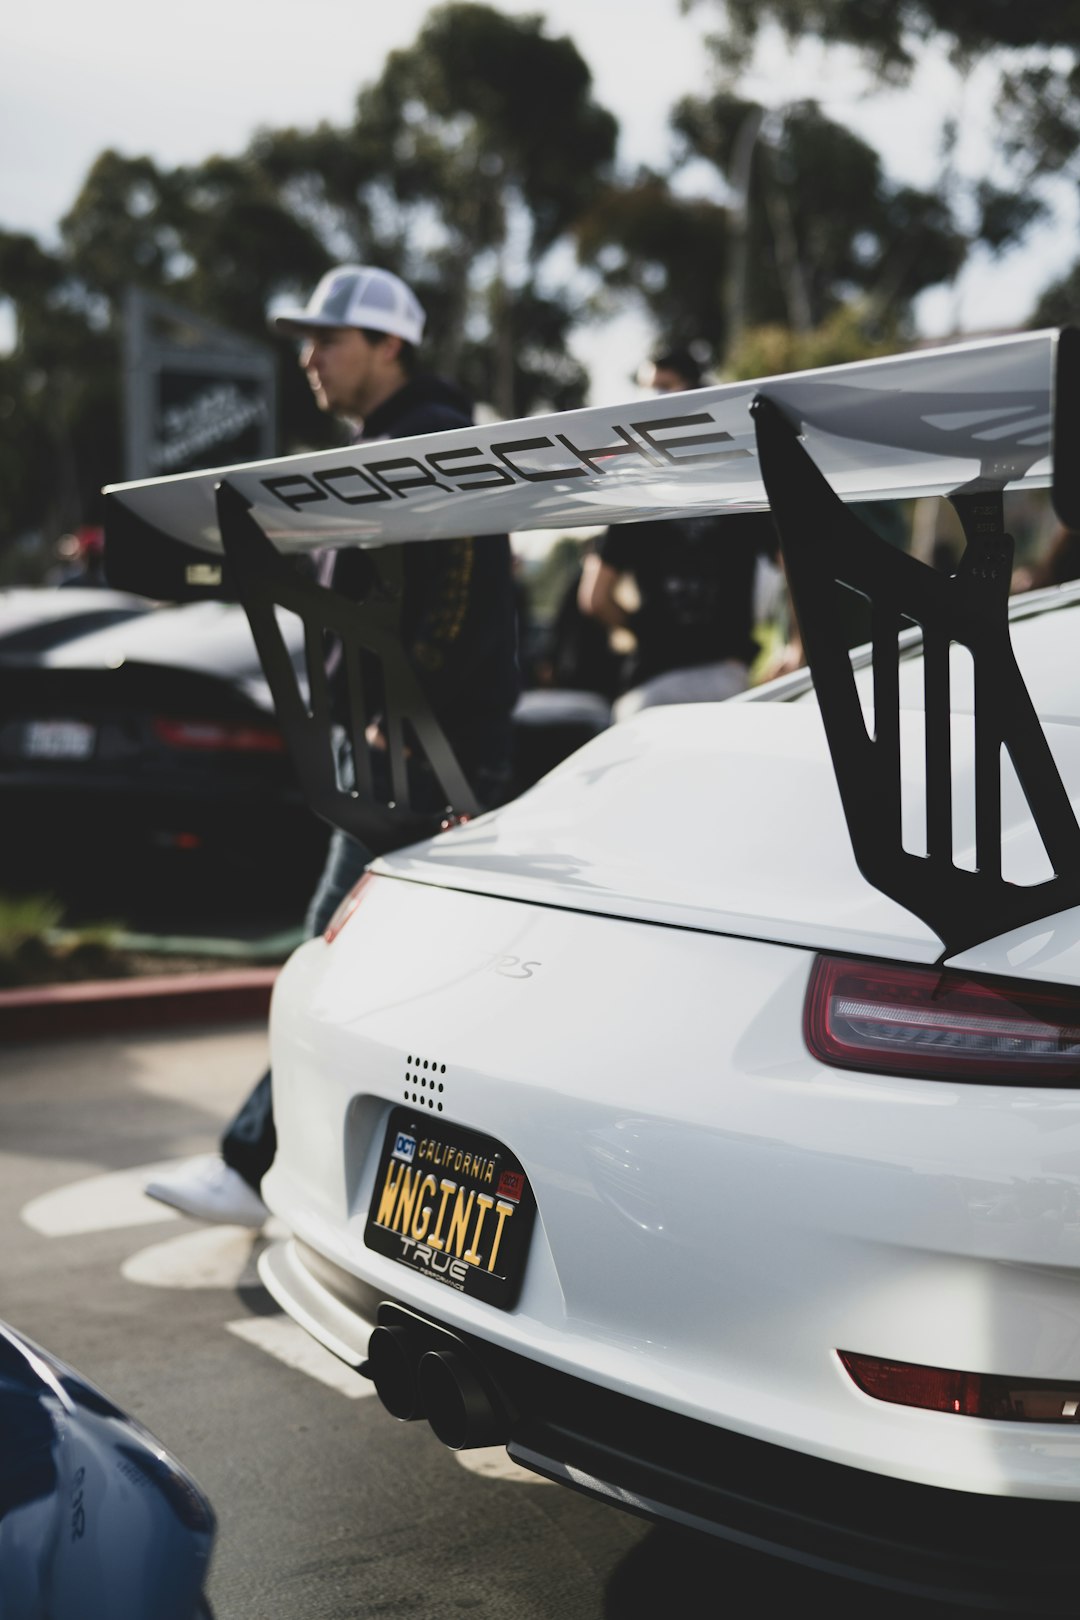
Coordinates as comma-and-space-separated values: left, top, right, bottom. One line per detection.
646, 343, 706, 394
1012, 522, 1080, 594
536, 559, 623, 701
146, 264, 520, 1226
578, 344, 772, 720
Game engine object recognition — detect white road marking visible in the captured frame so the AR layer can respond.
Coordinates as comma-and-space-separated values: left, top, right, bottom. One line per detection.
225, 1314, 375, 1399
121, 1220, 288, 1290
21, 1161, 183, 1235
26, 1163, 549, 1481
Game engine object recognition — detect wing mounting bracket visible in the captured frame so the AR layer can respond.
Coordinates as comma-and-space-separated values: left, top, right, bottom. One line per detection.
215, 479, 479, 855
751, 393, 1080, 958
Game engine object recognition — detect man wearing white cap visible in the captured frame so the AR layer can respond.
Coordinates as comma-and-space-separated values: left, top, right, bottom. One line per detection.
278, 264, 453, 434
145, 265, 520, 1226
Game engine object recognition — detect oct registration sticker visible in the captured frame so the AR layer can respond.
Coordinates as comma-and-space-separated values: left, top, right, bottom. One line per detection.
364, 1109, 536, 1309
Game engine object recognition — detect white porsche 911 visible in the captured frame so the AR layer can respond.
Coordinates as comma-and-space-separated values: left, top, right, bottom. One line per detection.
105, 329, 1080, 1612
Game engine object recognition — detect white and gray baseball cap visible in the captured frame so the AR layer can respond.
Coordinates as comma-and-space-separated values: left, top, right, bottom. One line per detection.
272, 265, 426, 345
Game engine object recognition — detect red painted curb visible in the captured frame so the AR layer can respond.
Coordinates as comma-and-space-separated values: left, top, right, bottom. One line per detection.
0, 968, 280, 1043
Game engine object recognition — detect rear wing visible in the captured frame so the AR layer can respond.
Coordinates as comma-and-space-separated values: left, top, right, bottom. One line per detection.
104, 328, 1075, 596
103, 327, 1080, 950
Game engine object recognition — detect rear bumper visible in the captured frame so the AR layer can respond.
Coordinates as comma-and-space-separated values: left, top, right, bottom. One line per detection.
260, 1235, 1080, 1613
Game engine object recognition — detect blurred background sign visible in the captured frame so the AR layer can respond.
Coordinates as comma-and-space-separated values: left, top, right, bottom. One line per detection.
123, 288, 276, 481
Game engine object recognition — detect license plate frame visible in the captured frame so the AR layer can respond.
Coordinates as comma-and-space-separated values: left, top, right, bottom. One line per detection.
22, 719, 96, 760
364, 1108, 536, 1310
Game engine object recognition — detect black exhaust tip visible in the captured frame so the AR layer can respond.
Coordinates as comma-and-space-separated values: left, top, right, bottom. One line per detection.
417, 1347, 510, 1450
367, 1324, 429, 1421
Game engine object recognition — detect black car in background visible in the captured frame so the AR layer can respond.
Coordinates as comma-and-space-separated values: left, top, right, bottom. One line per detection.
0, 588, 610, 917
0, 589, 330, 909
0, 587, 152, 653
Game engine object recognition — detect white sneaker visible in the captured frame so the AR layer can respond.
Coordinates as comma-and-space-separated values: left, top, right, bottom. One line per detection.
144, 1154, 269, 1228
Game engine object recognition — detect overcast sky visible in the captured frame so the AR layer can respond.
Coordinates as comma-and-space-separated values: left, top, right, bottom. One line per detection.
4, 0, 1076, 402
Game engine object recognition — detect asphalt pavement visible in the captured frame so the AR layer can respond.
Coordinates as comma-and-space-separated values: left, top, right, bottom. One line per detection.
0, 1009, 1001, 1619
0, 1017, 653, 1618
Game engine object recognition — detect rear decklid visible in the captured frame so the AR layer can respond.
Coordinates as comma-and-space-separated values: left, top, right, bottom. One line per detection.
375, 699, 1080, 960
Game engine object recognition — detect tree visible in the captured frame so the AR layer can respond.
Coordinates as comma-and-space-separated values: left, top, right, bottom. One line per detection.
724, 303, 906, 380
683, 1, 1080, 322
576, 174, 733, 355
676, 94, 964, 339
689, 2, 1080, 81
257, 3, 617, 417
57, 149, 335, 468
0, 227, 120, 547
576, 96, 964, 367
1031, 267, 1080, 330
0, 4, 617, 555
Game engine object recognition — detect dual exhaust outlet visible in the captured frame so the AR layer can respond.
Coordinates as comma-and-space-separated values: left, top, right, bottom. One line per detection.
365, 1307, 514, 1451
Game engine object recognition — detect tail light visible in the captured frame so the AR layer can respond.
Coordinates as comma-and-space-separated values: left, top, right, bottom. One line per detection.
324, 871, 377, 944
153, 718, 285, 753
805, 954, 1080, 1084
839, 1351, 1080, 1422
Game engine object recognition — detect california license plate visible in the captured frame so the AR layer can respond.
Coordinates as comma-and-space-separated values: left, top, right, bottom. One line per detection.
22, 719, 96, 760
364, 1109, 536, 1309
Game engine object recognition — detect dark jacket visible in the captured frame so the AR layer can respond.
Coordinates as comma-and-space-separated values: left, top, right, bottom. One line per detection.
329, 375, 520, 776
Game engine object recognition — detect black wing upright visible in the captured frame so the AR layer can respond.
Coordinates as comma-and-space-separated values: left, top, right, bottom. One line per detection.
216, 481, 479, 855
752, 393, 1080, 958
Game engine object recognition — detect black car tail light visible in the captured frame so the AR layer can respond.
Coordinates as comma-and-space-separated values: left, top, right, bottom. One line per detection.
839, 1351, 1080, 1422
153, 717, 285, 753
804, 953, 1080, 1084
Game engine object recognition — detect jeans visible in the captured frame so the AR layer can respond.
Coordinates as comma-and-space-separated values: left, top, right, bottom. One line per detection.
220, 824, 373, 1190
221, 733, 511, 1192
612, 658, 748, 722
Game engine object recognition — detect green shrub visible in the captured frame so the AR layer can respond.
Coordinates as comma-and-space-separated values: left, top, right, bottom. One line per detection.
0, 893, 125, 987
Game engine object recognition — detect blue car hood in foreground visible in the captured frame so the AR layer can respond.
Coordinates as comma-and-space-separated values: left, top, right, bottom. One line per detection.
0, 1322, 215, 1620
